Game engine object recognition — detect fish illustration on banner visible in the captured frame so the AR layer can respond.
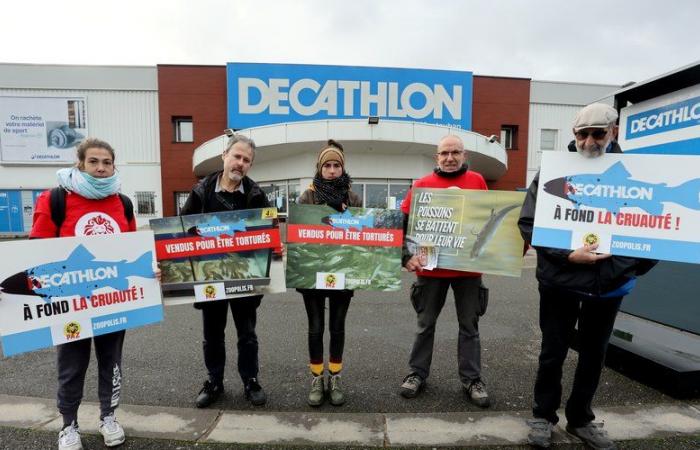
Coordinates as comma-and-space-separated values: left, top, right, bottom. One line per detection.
0, 245, 154, 300
544, 161, 700, 215
0, 231, 163, 357
406, 188, 525, 277
189, 216, 247, 238
469, 204, 522, 259
287, 204, 403, 291
532, 152, 700, 264
321, 209, 375, 231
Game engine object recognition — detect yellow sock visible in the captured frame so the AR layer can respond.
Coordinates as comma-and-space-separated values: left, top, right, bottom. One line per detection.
328, 361, 343, 374
309, 363, 324, 376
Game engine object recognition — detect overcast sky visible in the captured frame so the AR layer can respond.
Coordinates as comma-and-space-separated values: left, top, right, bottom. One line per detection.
1, 0, 697, 85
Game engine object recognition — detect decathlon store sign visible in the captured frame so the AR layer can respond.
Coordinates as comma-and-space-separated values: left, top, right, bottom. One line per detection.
227, 63, 473, 130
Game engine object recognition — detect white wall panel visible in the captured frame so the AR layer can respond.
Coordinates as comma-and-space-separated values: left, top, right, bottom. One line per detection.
527, 103, 588, 186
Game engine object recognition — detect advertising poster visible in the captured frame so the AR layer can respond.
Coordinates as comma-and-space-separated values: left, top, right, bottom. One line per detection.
150, 208, 284, 304
406, 188, 525, 277
0, 231, 162, 357
532, 152, 700, 263
286, 204, 403, 291
0, 96, 88, 163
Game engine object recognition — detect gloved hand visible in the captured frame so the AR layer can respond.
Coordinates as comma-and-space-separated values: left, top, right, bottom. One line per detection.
327, 200, 346, 212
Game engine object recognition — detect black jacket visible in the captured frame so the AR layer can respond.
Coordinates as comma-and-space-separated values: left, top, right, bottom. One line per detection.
180, 171, 269, 215
180, 171, 270, 308
518, 144, 656, 296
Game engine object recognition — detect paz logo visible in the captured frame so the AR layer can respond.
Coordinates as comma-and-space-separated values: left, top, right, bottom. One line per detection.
204, 284, 217, 299
64, 321, 81, 340
324, 274, 337, 289
583, 233, 599, 246
261, 208, 277, 219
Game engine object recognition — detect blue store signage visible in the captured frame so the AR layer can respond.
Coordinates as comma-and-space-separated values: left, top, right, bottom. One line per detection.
227, 63, 473, 130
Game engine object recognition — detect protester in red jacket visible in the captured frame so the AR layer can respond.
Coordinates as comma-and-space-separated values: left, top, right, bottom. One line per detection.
31, 138, 135, 450
398, 135, 491, 408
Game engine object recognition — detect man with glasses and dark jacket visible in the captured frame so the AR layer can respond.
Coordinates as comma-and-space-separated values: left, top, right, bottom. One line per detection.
519, 104, 657, 449
181, 134, 269, 408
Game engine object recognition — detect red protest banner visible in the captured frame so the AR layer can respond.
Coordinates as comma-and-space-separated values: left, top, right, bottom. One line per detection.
287, 224, 402, 247
155, 229, 281, 260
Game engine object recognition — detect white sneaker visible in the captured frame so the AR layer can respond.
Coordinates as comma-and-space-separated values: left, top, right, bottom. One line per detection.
57, 422, 83, 450
99, 413, 126, 447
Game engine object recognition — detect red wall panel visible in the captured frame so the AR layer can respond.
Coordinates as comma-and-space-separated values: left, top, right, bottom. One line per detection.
472, 76, 531, 191
157, 65, 227, 216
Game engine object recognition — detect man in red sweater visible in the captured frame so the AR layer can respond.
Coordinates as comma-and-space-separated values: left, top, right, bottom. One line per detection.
399, 135, 491, 408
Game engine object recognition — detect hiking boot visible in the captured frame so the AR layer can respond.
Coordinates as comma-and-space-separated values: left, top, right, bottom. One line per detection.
308, 374, 325, 406
526, 418, 553, 448
58, 422, 82, 450
244, 377, 267, 406
195, 380, 223, 408
399, 373, 425, 398
329, 374, 346, 406
99, 413, 126, 447
464, 378, 491, 408
566, 422, 617, 450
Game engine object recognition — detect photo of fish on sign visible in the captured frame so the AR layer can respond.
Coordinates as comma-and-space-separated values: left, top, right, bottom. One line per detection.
532, 152, 700, 264
0, 231, 162, 357
406, 188, 526, 277
150, 208, 284, 305
286, 204, 404, 291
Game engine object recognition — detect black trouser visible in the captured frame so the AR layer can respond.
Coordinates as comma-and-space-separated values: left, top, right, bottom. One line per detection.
533, 285, 622, 427
302, 290, 352, 369
201, 296, 262, 386
57, 330, 125, 426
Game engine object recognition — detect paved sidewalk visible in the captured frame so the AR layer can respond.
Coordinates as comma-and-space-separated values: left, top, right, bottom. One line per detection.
1, 394, 699, 447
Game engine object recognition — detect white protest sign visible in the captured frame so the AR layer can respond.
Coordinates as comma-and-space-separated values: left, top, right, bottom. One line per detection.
0, 231, 162, 356
532, 152, 700, 263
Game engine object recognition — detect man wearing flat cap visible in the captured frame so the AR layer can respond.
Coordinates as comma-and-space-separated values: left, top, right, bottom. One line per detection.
518, 103, 656, 449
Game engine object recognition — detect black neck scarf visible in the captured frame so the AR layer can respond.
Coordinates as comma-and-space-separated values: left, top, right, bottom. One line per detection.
433, 164, 468, 178
312, 172, 352, 205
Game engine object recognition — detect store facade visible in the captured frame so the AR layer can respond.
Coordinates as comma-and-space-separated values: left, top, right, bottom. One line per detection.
159, 63, 531, 217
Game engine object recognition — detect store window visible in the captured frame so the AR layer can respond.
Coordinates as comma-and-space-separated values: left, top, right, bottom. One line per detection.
173, 116, 193, 142
540, 129, 558, 151
135, 192, 156, 216
365, 184, 388, 209
174, 192, 190, 215
351, 183, 365, 207
389, 183, 410, 209
260, 182, 291, 214
288, 182, 301, 207
500, 125, 518, 150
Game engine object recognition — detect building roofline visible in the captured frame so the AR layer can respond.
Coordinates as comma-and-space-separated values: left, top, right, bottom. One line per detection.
0, 62, 155, 70
531, 79, 620, 88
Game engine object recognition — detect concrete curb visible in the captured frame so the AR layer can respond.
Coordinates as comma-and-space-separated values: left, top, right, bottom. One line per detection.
1, 394, 699, 447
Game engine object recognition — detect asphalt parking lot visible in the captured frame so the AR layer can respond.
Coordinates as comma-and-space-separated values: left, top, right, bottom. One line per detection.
0, 265, 686, 415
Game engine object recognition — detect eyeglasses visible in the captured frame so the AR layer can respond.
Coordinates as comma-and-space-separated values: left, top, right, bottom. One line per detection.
436, 150, 464, 158
575, 129, 608, 140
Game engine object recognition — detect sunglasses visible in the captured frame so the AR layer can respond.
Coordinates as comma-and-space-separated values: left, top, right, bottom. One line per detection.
575, 129, 608, 140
